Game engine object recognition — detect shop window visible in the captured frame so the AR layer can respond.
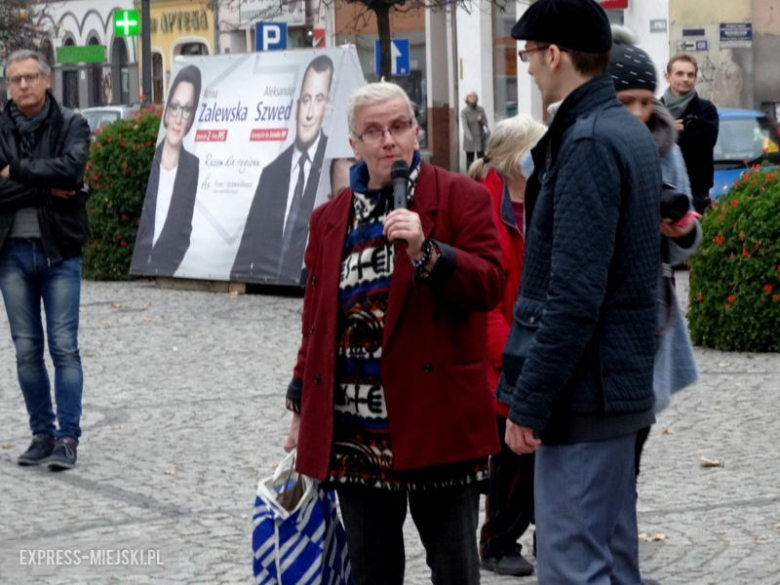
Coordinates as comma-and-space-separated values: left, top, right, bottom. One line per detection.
152, 53, 164, 104
492, 3, 517, 121
178, 42, 209, 56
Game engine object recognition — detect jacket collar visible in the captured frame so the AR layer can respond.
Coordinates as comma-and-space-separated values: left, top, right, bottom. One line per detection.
526, 75, 618, 225
544, 75, 618, 165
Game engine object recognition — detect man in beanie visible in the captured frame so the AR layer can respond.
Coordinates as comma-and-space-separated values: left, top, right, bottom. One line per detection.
661, 54, 718, 214
497, 1, 662, 582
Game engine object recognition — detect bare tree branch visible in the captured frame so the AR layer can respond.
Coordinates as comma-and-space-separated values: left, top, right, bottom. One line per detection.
0, 0, 56, 61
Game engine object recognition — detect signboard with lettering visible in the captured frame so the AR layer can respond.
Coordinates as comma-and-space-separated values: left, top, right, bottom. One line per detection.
720, 22, 752, 49
130, 47, 366, 286
650, 19, 667, 33
239, 0, 305, 26
151, 10, 209, 34
599, 0, 628, 9
56, 45, 106, 64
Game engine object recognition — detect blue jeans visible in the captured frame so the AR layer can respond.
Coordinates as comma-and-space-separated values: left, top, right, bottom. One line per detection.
336, 482, 481, 585
535, 433, 641, 585
0, 239, 83, 442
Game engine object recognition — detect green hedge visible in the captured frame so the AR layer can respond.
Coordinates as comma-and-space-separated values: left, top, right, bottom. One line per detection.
688, 168, 780, 351
82, 111, 160, 280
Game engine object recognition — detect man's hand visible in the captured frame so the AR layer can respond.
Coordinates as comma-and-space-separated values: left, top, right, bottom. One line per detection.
674, 119, 685, 133
51, 188, 76, 199
384, 208, 425, 258
0, 166, 9, 179
505, 419, 542, 455
284, 413, 300, 453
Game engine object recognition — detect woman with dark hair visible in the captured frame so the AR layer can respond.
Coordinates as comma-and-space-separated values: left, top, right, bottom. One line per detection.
132, 65, 201, 275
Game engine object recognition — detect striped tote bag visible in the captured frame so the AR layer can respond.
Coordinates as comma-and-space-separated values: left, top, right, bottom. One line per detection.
253, 451, 352, 584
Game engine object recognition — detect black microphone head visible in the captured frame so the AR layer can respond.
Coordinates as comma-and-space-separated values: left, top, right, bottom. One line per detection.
391, 160, 409, 181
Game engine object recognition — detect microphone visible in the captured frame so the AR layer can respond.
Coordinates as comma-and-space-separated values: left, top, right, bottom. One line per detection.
390, 160, 409, 248
391, 160, 409, 211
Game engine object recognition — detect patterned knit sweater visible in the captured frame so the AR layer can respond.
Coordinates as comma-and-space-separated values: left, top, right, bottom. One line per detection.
327, 154, 487, 490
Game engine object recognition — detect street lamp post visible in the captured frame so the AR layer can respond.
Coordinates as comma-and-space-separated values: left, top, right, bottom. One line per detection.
141, 0, 152, 104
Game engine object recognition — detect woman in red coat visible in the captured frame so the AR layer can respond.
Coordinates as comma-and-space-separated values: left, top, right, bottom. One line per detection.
468, 114, 546, 577
284, 82, 503, 585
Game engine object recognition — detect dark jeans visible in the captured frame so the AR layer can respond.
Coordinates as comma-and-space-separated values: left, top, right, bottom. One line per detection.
336, 482, 481, 585
0, 239, 83, 442
479, 416, 535, 559
465, 151, 484, 170
535, 433, 641, 585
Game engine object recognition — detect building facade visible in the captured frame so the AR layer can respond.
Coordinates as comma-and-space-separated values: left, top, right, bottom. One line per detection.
27, 0, 780, 168
39, 0, 140, 109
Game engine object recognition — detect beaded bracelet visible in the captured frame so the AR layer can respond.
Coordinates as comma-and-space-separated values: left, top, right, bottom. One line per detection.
411, 239, 433, 271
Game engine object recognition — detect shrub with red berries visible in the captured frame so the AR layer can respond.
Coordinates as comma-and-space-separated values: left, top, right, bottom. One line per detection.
82, 111, 160, 280
688, 167, 780, 351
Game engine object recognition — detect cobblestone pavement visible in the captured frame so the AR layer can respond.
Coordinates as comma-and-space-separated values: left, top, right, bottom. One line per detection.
0, 271, 778, 584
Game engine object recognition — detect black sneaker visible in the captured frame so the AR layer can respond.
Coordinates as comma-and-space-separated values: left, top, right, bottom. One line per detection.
17, 434, 56, 466
481, 547, 534, 577
44, 438, 78, 471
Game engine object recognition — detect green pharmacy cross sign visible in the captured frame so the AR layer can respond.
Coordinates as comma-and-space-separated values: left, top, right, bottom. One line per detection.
114, 10, 140, 37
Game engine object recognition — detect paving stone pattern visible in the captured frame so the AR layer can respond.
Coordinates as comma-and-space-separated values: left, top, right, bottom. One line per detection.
0, 272, 778, 584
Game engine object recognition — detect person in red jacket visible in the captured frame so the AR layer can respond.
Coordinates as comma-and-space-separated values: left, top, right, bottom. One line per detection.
283, 81, 503, 585
468, 114, 546, 577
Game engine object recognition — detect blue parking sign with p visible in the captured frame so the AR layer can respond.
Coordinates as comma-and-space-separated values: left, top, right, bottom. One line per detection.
256, 23, 287, 51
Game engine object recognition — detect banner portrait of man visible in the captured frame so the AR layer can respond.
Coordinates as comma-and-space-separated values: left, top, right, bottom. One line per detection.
230, 54, 334, 285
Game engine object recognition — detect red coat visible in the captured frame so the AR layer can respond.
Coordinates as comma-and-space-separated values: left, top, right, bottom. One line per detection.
293, 162, 503, 480
478, 168, 524, 418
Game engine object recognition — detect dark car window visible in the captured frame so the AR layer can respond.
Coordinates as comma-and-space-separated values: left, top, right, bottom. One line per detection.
714, 116, 780, 162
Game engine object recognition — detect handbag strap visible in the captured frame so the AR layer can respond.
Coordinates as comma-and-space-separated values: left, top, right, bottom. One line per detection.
657, 237, 676, 336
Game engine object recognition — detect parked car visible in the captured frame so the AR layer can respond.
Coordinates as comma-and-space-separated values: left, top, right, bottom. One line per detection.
79, 104, 141, 135
711, 107, 780, 198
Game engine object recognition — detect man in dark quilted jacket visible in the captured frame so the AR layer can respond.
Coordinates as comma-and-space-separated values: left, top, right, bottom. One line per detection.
497, 1, 662, 583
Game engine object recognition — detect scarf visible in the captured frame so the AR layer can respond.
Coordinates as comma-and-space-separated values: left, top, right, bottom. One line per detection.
9, 96, 51, 157
662, 88, 696, 120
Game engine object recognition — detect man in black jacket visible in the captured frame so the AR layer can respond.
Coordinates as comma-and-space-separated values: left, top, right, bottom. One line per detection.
662, 53, 719, 214
498, 0, 661, 582
0, 50, 90, 471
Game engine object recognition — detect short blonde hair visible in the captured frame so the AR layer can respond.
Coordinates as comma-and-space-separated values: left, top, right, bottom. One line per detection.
468, 114, 546, 180
348, 82, 416, 135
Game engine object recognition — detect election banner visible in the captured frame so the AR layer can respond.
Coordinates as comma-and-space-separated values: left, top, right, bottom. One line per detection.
130, 46, 365, 285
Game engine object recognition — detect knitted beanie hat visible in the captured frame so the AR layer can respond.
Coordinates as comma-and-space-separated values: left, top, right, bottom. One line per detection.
608, 26, 657, 93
